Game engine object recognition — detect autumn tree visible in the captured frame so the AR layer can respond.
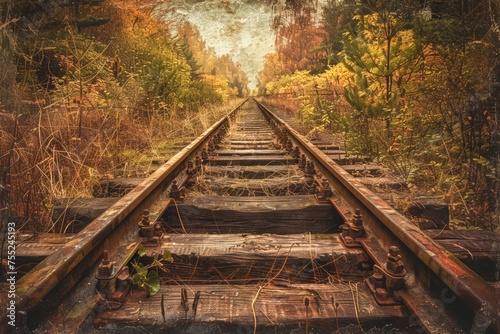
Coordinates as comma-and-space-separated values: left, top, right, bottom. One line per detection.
177, 22, 249, 97
59, 0, 109, 33
257, 53, 283, 95
410, 0, 499, 228
321, 0, 358, 65
271, 0, 327, 74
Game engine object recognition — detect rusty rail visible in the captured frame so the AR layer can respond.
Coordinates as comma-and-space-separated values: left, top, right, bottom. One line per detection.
0, 99, 248, 331
3, 97, 498, 333
255, 98, 500, 333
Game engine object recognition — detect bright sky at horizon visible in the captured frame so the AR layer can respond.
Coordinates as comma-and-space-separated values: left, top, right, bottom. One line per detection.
167, 0, 276, 90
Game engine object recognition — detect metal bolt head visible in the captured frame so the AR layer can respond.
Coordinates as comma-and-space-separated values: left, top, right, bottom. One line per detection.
370, 272, 385, 289
101, 249, 110, 265
98, 249, 114, 278
389, 246, 400, 257
141, 209, 150, 226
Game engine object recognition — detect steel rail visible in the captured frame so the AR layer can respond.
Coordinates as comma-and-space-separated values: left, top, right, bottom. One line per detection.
0, 99, 248, 331
255, 98, 500, 332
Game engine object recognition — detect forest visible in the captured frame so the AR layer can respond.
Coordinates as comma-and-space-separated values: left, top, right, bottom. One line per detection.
1, 0, 499, 232
259, 0, 499, 231
0, 0, 248, 231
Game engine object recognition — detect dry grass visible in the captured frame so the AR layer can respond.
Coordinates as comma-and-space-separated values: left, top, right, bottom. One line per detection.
0, 99, 243, 231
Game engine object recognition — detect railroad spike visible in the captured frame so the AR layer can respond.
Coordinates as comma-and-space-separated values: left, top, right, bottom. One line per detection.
96, 249, 116, 299
186, 160, 197, 186
352, 209, 363, 227
305, 161, 316, 176
201, 147, 209, 161
299, 154, 307, 170
320, 179, 333, 199
387, 246, 405, 275
286, 139, 293, 153
97, 249, 114, 279
169, 181, 181, 200
340, 208, 365, 247
195, 155, 202, 173
138, 209, 164, 245
138, 209, 154, 239
208, 140, 215, 154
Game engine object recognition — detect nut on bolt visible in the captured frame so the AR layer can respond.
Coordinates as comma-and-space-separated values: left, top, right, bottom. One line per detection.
286, 139, 293, 153
195, 155, 202, 173
98, 249, 114, 278
386, 246, 405, 275
299, 154, 307, 170
186, 161, 195, 176
138, 209, 154, 239
319, 179, 333, 199
305, 161, 316, 176
170, 181, 180, 199
96, 249, 116, 297
349, 209, 365, 239
201, 147, 209, 161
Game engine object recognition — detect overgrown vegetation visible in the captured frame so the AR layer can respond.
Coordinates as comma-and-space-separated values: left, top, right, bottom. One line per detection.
0, 0, 247, 231
131, 245, 173, 296
260, 0, 499, 231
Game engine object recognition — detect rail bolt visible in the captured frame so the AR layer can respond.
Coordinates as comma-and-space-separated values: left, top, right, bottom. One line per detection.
170, 180, 184, 201
201, 147, 209, 161
98, 250, 114, 278
319, 179, 333, 199
352, 209, 363, 227
286, 139, 293, 153
348, 209, 365, 239
96, 249, 116, 298
369, 272, 385, 289
138, 209, 154, 239
386, 246, 405, 275
292, 146, 301, 159
305, 161, 316, 176
195, 155, 202, 173
208, 141, 215, 153
341, 223, 350, 237
299, 154, 307, 170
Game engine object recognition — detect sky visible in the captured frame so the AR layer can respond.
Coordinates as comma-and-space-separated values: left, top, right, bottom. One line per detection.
167, 0, 276, 89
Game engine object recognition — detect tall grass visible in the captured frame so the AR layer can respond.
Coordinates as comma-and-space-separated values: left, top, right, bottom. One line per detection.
0, 100, 243, 232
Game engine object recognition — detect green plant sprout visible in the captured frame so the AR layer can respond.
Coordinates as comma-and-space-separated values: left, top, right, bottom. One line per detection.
131, 244, 173, 296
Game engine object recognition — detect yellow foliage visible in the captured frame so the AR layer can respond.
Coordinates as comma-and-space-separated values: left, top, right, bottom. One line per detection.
201, 74, 238, 102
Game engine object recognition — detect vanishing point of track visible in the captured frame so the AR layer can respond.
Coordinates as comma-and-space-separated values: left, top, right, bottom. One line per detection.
1, 99, 498, 333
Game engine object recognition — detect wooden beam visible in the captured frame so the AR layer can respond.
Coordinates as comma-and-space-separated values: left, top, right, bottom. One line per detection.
95, 284, 406, 331
156, 233, 366, 284
162, 195, 342, 234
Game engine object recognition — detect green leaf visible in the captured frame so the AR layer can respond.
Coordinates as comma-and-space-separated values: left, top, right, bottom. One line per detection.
162, 250, 173, 262
137, 244, 146, 257
132, 273, 143, 285
147, 271, 160, 296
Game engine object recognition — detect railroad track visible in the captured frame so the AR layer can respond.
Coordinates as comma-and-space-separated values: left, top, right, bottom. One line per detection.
1, 98, 499, 333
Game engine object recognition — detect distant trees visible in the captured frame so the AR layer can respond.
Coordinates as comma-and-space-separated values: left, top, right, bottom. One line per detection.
177, 23, 249, 97
0, 0, 248, 230
60, 0, 109, 32
262, 0, 499, 230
